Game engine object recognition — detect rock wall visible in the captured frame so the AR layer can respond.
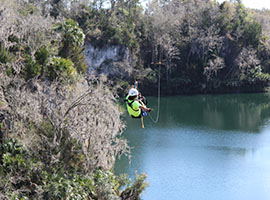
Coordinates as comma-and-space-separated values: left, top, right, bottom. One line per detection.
84, 44, 133, 78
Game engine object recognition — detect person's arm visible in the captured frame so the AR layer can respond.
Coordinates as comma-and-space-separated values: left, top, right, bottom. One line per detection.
131, 81, 138, 89
134, 81, 138, 89
140, 106, 151, 112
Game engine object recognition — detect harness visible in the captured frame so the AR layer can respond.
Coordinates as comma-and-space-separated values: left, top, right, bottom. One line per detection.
126, 100, 139, 111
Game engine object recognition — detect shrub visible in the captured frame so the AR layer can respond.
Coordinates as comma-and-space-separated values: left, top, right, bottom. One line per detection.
24, 55, 41, 80
35, 46, 49, 66
0, 138, 148, 200
55, 19, 85, 58
46, 57, 77, 82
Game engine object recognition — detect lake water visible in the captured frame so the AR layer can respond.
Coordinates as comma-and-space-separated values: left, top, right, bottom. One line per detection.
115, 93, 270, 200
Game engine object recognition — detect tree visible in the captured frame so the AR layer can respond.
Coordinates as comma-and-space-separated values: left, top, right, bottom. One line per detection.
0, 1, 151, 199
0, 138, 148, 199
233, 47, 262, 85
56, 19, 85, 58
3, 76, 128, 172
0, 0, 59, 78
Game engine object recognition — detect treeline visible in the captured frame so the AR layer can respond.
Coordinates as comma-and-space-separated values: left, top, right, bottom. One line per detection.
64, 0, 270, 95
2, 0, 269, 94
0, 0, 148, 199
141, 0, 270, 94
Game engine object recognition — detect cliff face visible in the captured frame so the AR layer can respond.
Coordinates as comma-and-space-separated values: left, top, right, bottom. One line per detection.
84, 44, 133, 78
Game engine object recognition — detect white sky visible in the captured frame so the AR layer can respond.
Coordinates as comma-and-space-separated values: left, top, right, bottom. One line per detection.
216, 0, 270, 10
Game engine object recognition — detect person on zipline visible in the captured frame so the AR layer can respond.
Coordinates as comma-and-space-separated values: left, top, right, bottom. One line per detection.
125, 82, 151, 119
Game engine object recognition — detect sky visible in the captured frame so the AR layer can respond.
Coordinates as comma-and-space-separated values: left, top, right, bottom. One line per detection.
216, 0, 270, 10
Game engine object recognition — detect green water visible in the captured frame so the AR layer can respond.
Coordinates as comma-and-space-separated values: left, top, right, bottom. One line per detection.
115, 93, 270, 200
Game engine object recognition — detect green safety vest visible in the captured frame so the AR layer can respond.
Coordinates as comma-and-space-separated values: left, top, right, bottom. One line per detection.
125, 95, 141, 117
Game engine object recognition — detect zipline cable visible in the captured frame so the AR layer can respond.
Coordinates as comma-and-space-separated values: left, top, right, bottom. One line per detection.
148, 62, 161, 124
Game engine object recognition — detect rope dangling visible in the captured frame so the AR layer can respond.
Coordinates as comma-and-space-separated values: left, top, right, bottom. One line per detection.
149, 61, 161, 124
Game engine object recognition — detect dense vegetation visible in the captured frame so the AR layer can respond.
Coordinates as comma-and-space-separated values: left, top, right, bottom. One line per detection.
70, 0, 270, 95
142, 0, 270, 95
0, 0, 147, 199
1, 0, 270, 199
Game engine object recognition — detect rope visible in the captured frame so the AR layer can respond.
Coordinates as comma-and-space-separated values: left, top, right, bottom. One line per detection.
148, 63, 161, 124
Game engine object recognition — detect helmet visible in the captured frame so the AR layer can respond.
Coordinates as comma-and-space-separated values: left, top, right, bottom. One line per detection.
128, 88, 139, 96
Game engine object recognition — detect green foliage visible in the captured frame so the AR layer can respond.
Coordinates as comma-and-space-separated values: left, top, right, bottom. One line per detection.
6, 67, 15, 77
20, 3, 39, 16
0, 139, 42, 199
242, 19, 262, 47
54, 19, 87, 75
55, 19, 85, 58
251, 71, 270, 83
2, 0, 270, 94
24, 55, 41, 80
93, 170, 120, 199
68, 46, 87, 75
0, 138, 148, 199
0, 44, 8, 64
43, 173, 95, 200
141, 0, 270, 94
35, 46, 49, 66
73, 4, 143, 50
46, 57, 77, 81
0, 139, 26, 160
63, 19, 85, 47
1, 2, 149, 199
120, 173, 149, 200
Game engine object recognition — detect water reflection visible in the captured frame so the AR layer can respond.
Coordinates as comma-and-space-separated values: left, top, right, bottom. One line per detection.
115, 93, 270, 200
147, 93, 270, 132
205, 145, 249, 155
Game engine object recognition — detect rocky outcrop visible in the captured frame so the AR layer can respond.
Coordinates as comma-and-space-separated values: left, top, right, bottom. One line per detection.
84, 44, 133, 78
